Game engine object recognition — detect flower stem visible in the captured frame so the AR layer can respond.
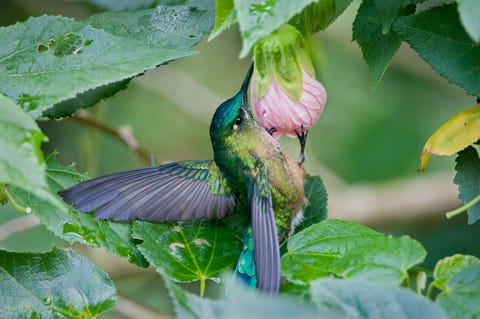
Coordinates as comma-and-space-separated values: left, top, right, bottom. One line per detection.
445, 194, 480, 219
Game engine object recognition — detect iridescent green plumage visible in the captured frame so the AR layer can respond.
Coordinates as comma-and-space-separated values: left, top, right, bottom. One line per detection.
59, 64, 306, 294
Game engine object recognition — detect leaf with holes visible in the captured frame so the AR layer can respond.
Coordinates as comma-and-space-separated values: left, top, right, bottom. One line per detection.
9, 153, 148, 267
132, 220, 242, 283
0, 247, 117, 318
0, 10, 209, 119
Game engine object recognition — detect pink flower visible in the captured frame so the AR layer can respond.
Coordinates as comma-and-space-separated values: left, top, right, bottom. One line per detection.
251, 67, 327, 139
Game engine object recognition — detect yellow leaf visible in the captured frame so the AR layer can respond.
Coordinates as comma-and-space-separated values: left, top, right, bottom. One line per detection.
420, 104, 480, 171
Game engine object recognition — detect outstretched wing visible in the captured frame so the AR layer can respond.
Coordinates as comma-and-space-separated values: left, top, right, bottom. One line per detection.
249, 161, 281, 294
58, 160, 235, 222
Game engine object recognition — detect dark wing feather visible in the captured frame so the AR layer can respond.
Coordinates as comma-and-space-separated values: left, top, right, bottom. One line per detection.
58, 160, 235, 222
249, 162, 281, 294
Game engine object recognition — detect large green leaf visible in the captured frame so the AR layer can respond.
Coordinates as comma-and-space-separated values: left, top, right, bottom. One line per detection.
457, 0, 480, 42
79, 0, 214, 11
281, 219, 383, 284
310, 278, 448, 319
167, 279, 318, 319
453, 146, 480, 224
234, 0, 318, 57
282, 220, 425, 285
330, 236, 426, 285
0, 247, 117, 318
86, 5, 214, 49
393, 4, 480, 97
432, 254, 480, 291
294, 175, 328, 233
0, 15, 198, 119
132, 220, 241, 284
0, 95, 63, 209
353, 0, 402, 89
436, 264, 480, 319
9, 153, 148, 267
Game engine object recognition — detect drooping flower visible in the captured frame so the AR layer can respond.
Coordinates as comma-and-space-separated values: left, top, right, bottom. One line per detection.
251, 24, 327, 139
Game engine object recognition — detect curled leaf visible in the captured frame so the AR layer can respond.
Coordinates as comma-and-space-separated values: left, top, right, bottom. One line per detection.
420, 103, 480, 171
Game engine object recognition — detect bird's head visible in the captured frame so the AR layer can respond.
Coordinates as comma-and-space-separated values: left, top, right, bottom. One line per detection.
209, 63, 256, 151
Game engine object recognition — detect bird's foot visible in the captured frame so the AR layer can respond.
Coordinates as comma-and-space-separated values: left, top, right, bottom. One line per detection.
295, 125, 308, 165
267, 127, 277, 136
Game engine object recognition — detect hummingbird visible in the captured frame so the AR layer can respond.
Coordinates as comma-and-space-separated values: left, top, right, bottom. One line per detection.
58, 64, 307, 294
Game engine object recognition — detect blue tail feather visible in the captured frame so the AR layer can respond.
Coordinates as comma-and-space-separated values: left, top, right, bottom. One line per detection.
233, 226, 257, 289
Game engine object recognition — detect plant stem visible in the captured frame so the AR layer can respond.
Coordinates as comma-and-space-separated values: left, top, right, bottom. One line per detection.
200, 278, 206, 298
445, 194, 480, 219
1, 185, 31, 214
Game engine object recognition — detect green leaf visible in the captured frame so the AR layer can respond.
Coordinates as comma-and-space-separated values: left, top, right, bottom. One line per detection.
289, 0, 336, 36
330, 236, 426, 285
281, 219, 383, 284
0, 15, 199, 119
334, 0, 354, 18
282, 220, 426, 285
43, 79, 131, 119
209, 0, 237, 40
86, 6, 214, 49
393, 4, 480, 97
167, 278, 318, 319
457, 0, 480, 42
294, 175, 328, 233
78, 0, 215, 11
436, 264, 480, 319
0, 95, 63, 210
374, 0, 423, 34
353, 0, 402, 89
310, 278, 448, 319
234, 0, 318, 57
432, 254, 480, 291
454, 146, 480, 224
132, 220, 241, 283
0, 247, 117, 318
9, 153, 148, 267
80, 0, 157, 10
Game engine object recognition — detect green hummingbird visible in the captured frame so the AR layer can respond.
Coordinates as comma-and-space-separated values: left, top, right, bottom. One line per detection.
59, 64, 307, 294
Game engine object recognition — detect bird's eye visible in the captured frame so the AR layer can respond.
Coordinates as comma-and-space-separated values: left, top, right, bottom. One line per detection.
233, 115, 243, 130
235, 116, 243, 125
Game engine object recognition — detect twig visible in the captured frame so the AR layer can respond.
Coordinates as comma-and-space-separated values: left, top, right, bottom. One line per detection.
67, 109, 159, 165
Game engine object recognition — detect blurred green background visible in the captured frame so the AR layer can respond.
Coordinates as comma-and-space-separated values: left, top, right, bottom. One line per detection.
1, 1, 479, 318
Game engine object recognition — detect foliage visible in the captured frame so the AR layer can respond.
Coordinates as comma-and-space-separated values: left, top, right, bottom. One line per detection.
0, 0, 479, 318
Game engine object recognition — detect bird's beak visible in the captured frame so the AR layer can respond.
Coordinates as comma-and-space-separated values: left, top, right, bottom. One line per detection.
240, 62, 254, 99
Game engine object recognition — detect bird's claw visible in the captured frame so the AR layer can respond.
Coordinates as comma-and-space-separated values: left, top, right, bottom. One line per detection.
267, 127, 277, 136
295, 125, 308, 165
